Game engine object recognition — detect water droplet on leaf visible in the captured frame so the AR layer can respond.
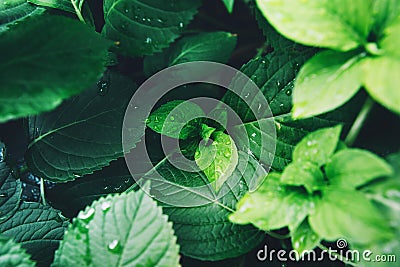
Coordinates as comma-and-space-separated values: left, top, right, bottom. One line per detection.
97, 80, 109, 96
108, 240, 122, 253
78, 208, 95, 222
101, 201, 111, 212
285, 89, 292, 96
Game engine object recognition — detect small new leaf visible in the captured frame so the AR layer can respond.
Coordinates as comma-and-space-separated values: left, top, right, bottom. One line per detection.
290, 219, 321, 257
195, 131, 238, 192
281, 161, 325, 194
293, 125, 342, 167
326, 148, 393, 189
147, 100, 205, 139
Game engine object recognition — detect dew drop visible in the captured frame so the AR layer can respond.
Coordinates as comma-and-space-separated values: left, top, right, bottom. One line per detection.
169, 116, 175, 121
224, 149, 231, 158
101, 201, 111, 212
244, 92, 250, 98
0, 193, 8, 198
78, 208, 95, 222
157, 18, 163, 23
104, 185, 109, 190
251, 132, 257, 138
276, 81, 281, 88
97, 80, 109, 96
145, 37, 152, 44
307, 140, 317, 146
108, 240, 121, 253
0, 146, 5, 162
275, 121, 282, 130
73, 173, 82, 178
124, 9, 129, 13
285, 89, 292, 96
179, 22, 184, 28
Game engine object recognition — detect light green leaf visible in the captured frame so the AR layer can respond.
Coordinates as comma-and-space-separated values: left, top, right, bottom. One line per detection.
371, 0, 400, 38
230, 173, 314, 231
290, 219, 321, 257
362, 57, 400, 115
0, 0, 44, 33
221, 0, 234, 13
144, 151, 266, 260
0, 236, 35, 267
103, 0, 201, 56
292, 125, 342, 167
281, 161, 325, 194
200, 124, 216, 140
195, 131, 239, 192
326, 149, 393, 189
292, 50, 364, 119
28, 0, 84, 13
0, 202, 69, 267
144, 31, 237, 77
147, 100, 205, 139
0, 15, 111, 123
25, 71, 142, 182
0, 162, 22, 223
256, 0, 372, 51
309, 188, 393, 244
53, 189, 180, 267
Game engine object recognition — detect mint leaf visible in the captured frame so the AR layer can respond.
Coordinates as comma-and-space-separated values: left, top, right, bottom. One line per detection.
290, 219, 321, 257
0, 202, 69, 267
147, 100, 205, 139
292, 125, 342, 167
281, 161, 325, 194
0, 236, 35, 267
0, 0, 44, 33
53, 189, 180, 267
256, 0, 372, 51
292, 50, 364, 118
195, 131, 239, 192
221, 0, 234, 13
230, 173, 314, 231
144, 151, 266, 260
309, 188, 393, 244
144, 31, 237, 77
326, 148, 393, 189
0, 15, 112, 123
0, 162, 22, 223
103, 0, 201, 56
25, 71, 142, 182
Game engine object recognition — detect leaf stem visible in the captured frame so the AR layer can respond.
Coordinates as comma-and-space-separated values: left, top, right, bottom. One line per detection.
344, 97, 374, 146
71, 0, 86, 23
40, 178, 47, 206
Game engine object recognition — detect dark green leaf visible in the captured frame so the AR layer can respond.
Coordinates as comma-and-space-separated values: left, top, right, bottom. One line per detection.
292, 50, 364, 119
147, 100, 205, 139
0, 236, 35, 267
0, 15, 112, 123
256, 0, 372, 51
53, 189, 180, 267
144, 31, 237, 77
280, 161, 325, 194
222, 50, 362, 171
0, 0, 44, 33
25, 71, 142, 182
326, 148, 393, 189
309, 188, 393, 244
102, 0, 201, 56
292, 125, 342, 166
145, 151, 266, 260
0, 202, 69, 267
46, 159, 136, 218
230, 173, 314, 231
195, 131, 239, 192
0, 162, 22, 223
